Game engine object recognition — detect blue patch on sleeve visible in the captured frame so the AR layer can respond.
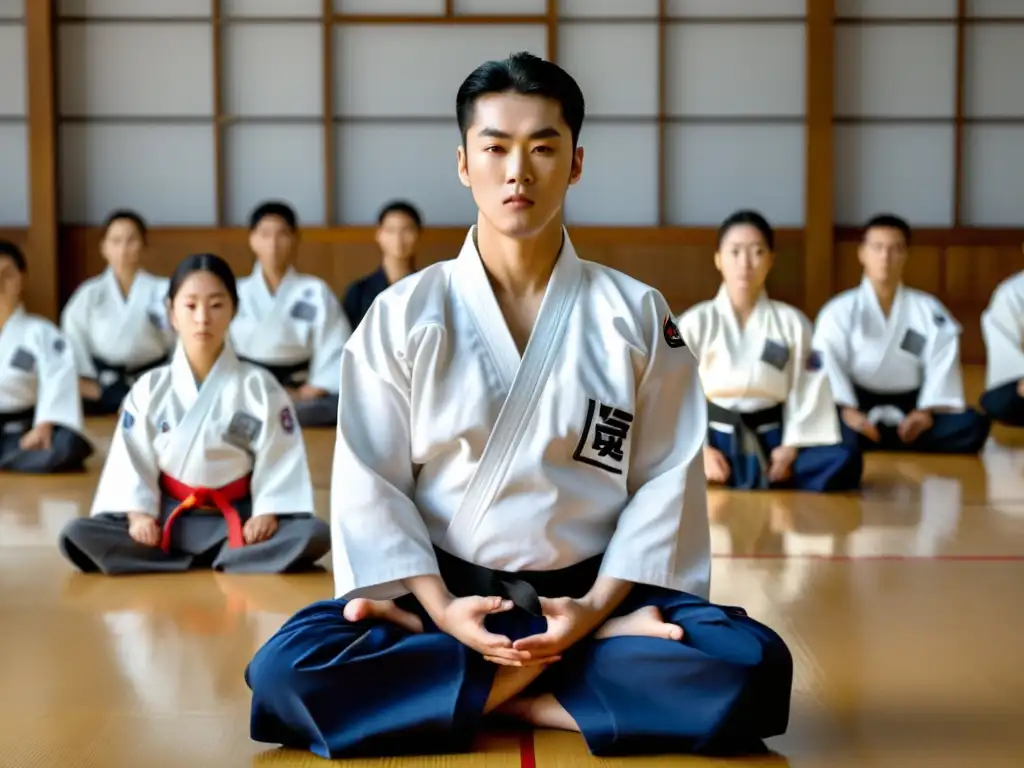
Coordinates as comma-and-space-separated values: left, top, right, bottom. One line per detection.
805, 349, 823, 372
122, 410, 135, 430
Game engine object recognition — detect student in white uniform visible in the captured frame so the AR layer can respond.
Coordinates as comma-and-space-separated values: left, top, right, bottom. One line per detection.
0, 240, 93, 473
60, 210, 175, 415
230, 201, 351, 428
679, 210, 861, 492
979, 268, 1024, 426
245, 52, 791, 760
58, 253, 330, 574
813, 214, 990, 454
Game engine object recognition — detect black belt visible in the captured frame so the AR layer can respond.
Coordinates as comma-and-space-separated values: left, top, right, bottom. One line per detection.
853, 385, 920, 415
92, 354, 168, 382
707, 402, 784, 490
0, 408, 33, 429
238, 357, 310, 388
433, 546, 603, 617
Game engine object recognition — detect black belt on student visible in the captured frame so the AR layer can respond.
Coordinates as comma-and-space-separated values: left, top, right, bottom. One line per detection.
91, 354, 168, 385
853, 385, 920, 415
237, 357, 310, 388
706, 401, 784, 489
433, 546, 603, 617
0, 408, 33, 430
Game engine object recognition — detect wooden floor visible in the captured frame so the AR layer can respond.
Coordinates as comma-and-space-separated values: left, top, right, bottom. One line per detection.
2, 367, 1023, 767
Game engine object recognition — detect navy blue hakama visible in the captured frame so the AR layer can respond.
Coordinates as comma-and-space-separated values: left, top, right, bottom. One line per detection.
245, 548, 793, 759
980, 380, 1024, 427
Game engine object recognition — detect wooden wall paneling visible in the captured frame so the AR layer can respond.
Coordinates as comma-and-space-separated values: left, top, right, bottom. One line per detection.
804, 0, 834, 318
25, 0, 58, 320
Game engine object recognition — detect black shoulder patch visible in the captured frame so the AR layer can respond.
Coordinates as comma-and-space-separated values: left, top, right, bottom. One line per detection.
663, 314, 686, 349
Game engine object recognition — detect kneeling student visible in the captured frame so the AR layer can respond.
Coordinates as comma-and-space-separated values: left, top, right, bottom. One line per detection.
59, 253, 330, 574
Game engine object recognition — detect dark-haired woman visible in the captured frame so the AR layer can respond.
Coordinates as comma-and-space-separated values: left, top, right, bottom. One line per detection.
677, 211, 862, 492
0, 240, 94, 472
58, 253, 330, 574
61, 210, 176, 415
230, 201, 351, 428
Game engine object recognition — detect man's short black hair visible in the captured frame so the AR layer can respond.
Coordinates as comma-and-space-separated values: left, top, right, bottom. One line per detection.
863, 213, 911, 244
0, 239, 26, 271
249, 200, 297, 232
378, 200, 423, 229
455, 51, 585, 148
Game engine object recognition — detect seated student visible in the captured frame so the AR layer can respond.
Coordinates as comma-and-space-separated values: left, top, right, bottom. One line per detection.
230, 201, 350, 428
58, 253, 330, 575
813, 214, 990, 454
0, 240, 94, 473
979, 268, 1024, 426
61, 210, 175, 415
340, 200, 421, 330
245, 52, 791, 760
679, 210, 861, 492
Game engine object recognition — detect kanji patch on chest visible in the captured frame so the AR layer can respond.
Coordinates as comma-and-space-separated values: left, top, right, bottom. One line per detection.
224, 411, 262, 448
900, 329, 926, 357
573, 398, 634, 476
10, 347, 35, 373
760, 339, 790, 371
289, 300, 317, 322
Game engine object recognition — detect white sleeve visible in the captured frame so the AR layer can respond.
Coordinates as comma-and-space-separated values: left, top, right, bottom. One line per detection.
307, 287, 352, 393
89, 384, 161, 517
812, 302, 859, 409
598, 292, 711, 600
58, 289, 97, 379
329, 323, 441, 600
782, 313, 841, 447
33, 325, 85, 432
250, 379, 316, 517
675, 306, 706, 360
919, 305, 966, 411
981, 283, 1024, 390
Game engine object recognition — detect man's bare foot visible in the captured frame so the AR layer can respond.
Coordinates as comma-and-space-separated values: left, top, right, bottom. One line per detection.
594, 605, 683, 641
496, 694, 580, 731
343, 598, 424, 633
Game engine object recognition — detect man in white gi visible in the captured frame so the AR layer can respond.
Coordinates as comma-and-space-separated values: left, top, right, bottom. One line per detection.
245, 52, 792, 759
813, 214, 990, 454
979, 265, 1024, 427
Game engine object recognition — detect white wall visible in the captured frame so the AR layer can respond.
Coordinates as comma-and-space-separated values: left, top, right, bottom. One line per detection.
0, 0, 27, 227
51, 0, 1024, 228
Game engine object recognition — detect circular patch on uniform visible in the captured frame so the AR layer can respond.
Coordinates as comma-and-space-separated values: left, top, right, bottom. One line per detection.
662, 314, 686, 349
805, 349, 823, 372
280, 406, 295, 434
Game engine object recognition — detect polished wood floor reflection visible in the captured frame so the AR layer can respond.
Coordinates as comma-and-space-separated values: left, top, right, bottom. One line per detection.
2, 368, 1023, 767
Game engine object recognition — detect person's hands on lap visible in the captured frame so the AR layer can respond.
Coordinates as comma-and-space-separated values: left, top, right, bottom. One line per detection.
510, 597, 604, 662
127, 512, 160, 546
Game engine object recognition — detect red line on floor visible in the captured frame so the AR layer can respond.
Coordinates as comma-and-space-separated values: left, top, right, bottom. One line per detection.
519, 731, 536, 768
712, 553, 1024, 561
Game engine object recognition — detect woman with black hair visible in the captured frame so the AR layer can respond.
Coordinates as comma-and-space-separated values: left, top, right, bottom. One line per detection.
60, 210, 176, 414
58, 253, 330, 574
677, 210, 862, 492
0, 240, 94, 473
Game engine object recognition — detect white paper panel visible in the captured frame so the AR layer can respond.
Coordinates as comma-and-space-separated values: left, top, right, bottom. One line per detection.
59, 24, 213, 116
0, 1, 22, 19
564, 125, 658, 226
59, 0, 211, 16
834, 25, 956, 117
835, 0, 956, 17
961, 126, 1024, 226
666, 24, 805, 116
665, 124, 805, 226
667, 0, 804, 16
223, 24, 321, 116
455, 0, 545, 13
335, 25, 546, 117
337, 123, 469, 225
0, 124, 27, 226
0, 25, 25, 116
225, 124, 324, 226
223, 0, 321, 16
60, 124, 216, 225
964, 26, 1024, 117
559, 0, 658, 17
336, 0, 445, 13
558, 24, 658, 117
968, 0, 1024, 15
834, 125, 955, 226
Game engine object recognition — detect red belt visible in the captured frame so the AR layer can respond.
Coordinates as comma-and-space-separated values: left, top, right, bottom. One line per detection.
158, 474, 251, 553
